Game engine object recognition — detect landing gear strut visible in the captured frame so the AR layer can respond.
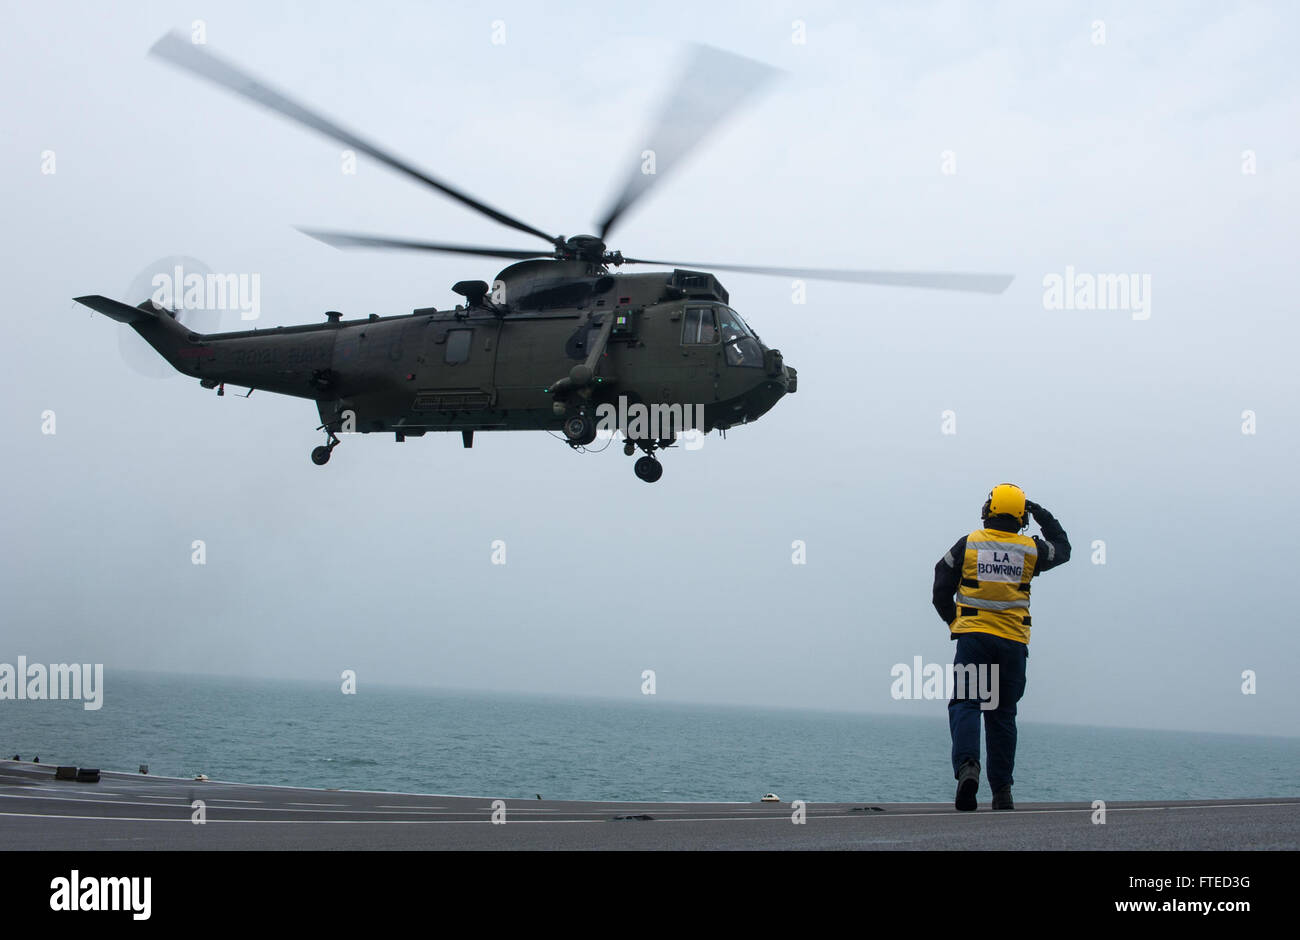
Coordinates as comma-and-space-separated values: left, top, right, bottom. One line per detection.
552, 314, 611, 449
311, 428, 341, 466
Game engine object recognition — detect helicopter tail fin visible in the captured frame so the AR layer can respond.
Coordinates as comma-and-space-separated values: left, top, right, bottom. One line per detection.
74, 294, 167, 324
75, 294, 198, 375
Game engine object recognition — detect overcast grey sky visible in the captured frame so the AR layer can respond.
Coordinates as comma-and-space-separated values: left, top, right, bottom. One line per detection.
2, 1, 1297, 736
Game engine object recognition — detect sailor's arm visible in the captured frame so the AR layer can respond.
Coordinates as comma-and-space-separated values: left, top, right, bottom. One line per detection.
1027, 501, 1071, 572
932, 536, 966, 624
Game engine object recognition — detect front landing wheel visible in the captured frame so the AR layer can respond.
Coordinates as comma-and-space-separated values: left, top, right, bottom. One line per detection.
563, 412, 597, 446
311, 445, 332, 466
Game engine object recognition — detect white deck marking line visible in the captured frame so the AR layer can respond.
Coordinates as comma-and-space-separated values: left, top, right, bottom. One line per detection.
815, 802, 1300, 821
3, 792, 263, 806
205, 799, 266, 804
0, 792, 448, 815
286, 802, 347, 807
2, 787, 1295, 815
137, 795, 262, 802
0, 812, 610, 825
1, 801, 1296, 826
0, 765, 763, 801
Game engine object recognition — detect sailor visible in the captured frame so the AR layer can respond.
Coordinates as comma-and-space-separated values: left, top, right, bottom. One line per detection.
932, 484, 1071, 811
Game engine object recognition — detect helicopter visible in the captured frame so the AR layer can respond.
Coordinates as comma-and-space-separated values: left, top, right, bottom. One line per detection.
75, 32, 1012, 482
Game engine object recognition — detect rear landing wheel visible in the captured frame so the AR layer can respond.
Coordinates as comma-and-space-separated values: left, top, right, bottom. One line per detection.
311, 445, 331, 466
634, 455, 663, 483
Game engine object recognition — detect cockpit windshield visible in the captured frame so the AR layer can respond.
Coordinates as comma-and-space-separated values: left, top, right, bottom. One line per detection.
717, 306, 763, 368
717, 307, 755, 342
681, 304, 762, 367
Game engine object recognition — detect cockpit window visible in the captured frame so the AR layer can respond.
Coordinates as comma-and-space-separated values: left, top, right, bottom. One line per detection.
717, 307, 754, 341
682, 306, 718, 344
718, 306, 762, 368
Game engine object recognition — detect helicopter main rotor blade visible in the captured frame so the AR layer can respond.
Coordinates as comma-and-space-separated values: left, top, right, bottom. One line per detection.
621, 258, 1015, 294
298, 229, 554, 261
149, 31, 559, 247
595, 44, 780, 242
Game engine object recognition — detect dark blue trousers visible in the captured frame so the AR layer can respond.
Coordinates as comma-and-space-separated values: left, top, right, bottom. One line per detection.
948, 631, 1028, 791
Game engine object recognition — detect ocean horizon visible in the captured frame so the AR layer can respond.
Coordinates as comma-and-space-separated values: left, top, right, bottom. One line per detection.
3, 670, 1296, 803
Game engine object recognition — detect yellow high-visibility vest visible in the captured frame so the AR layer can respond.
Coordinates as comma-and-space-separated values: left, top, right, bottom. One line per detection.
951, 528, 1038, 644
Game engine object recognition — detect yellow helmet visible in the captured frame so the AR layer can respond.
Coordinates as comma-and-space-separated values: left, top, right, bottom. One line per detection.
983, 483, 1027, 526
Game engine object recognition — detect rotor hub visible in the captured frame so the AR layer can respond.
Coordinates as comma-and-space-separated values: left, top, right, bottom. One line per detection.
558, 234, 608, 264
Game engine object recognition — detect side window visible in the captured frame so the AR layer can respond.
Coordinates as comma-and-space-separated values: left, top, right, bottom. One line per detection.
445, 329, 473, 364
682, 306, 718, 345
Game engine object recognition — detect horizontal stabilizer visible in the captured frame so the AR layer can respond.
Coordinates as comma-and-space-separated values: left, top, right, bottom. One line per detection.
74, 295, 165, 324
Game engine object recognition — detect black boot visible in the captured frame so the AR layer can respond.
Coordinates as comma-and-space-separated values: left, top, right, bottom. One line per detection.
955, 759, 980, 811
991, 786, 1014, 810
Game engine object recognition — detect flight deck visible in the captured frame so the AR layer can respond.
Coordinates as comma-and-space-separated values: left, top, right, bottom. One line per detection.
2, 760, 1296, 851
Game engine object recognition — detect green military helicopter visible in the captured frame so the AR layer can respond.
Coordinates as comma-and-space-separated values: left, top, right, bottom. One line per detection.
76, 33, 1012, 482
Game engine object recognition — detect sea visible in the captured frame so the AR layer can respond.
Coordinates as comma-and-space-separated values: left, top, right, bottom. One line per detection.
2, 671, 1296, 803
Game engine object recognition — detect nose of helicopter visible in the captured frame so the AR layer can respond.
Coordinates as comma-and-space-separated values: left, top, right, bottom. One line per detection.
732, 356, 796, 424
768, 347, 796, 397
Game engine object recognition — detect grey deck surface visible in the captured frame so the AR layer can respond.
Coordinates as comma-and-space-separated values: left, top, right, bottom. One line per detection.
3, 760, 1296, 850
